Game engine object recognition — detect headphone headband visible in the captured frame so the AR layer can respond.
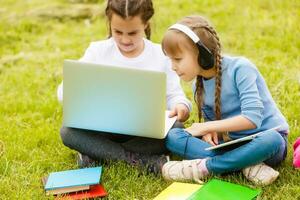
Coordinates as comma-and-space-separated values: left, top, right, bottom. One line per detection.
168, 23, 215, 70
169, 24, 200, 43
169, 23, 212, 54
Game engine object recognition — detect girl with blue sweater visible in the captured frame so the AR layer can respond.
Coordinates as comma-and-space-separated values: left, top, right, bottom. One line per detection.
161, 15, 289, 185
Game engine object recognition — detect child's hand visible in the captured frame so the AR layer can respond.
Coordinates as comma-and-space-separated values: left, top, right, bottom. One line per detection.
185, 123, 210, 137
202, 132, 219, 146
169, 104, 190, 122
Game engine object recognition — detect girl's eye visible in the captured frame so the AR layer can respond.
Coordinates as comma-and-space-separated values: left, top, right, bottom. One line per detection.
115, 31, 122, 35
128, 32, 137, 36
174, 58, 182, 61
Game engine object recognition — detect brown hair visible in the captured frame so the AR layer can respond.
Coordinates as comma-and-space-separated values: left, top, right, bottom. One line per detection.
105, 0, 154, 39
163, 16, 229, 141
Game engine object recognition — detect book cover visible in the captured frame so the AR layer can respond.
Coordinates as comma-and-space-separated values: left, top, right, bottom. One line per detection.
42, 176, 90, 195
153, 182, 202, 200
187, 179, 261, 200
46, 185, 90, 196
42, 175, 107, 199
56, 184, 108, 200
45, 167, 102, 191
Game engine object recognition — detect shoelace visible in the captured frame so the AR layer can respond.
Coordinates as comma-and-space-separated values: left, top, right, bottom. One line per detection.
249, 164, 264, 179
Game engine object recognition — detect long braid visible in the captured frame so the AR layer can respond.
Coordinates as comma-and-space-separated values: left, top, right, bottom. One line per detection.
185, 16, 229, 141
203, 24, 230, 141
214, 53, 222, 121
203, 24, 222, 120
195, 76, 204, 122
190, 22, 222, 124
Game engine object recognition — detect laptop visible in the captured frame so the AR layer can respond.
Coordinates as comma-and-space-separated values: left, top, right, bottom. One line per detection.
205, 126, 281, 151
63, 60, 177, 139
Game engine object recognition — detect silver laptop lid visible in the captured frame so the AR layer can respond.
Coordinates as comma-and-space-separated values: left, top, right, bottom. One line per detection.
63, 60, 167, 138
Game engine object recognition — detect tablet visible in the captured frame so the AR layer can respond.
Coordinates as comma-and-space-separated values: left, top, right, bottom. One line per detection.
205, 126, 281, 151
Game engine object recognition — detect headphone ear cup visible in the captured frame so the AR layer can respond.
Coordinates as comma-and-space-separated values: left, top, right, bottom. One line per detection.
197, 45, 215, 70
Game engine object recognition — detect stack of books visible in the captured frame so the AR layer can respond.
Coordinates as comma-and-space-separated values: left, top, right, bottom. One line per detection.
154, 179, 261, 200
42, 167, 107, 199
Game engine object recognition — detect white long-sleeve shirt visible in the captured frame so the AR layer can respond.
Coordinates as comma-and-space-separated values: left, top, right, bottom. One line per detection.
57, 38, 192, 111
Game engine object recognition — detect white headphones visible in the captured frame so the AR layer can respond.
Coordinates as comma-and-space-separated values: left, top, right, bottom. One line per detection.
169, 24, 202, 44
168, 23, 215, 70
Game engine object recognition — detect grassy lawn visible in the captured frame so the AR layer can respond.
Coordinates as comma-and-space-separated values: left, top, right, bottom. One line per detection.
0, 0, 299, 199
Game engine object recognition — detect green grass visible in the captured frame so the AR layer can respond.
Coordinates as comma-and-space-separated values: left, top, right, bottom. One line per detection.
0, 0, 300, 199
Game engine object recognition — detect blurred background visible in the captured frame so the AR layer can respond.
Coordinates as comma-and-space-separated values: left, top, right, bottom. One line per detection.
0, 0, 299, 199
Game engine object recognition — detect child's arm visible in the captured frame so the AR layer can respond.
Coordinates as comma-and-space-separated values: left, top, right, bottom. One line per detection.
165, 58, 192, 121
185, 115, 256, 137
169, 103, 190, 122
186, 58, 264, 137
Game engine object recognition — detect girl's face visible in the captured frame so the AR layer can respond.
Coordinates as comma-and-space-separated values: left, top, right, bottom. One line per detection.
168, 48, 200, 82
163, 31, 216, 81
111, 13, 147, 58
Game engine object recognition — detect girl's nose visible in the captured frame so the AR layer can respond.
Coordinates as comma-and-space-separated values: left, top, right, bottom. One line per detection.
121, 36, 131, 44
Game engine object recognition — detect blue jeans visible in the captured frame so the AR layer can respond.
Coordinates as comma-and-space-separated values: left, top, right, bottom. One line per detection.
166, 128, 287, 174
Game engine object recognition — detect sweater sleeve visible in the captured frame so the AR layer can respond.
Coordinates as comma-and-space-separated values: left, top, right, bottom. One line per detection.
165, 58, 192, 111
234, 59, 264, 128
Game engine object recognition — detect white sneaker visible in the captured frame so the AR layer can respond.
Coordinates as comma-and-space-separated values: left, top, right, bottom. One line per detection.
162, 159, 208, 183
243, 163, 279, 185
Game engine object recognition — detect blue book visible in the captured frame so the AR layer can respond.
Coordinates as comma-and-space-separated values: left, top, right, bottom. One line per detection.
45, 167, 102, 192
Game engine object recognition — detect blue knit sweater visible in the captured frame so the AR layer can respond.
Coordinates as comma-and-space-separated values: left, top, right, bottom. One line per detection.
194, 56, 289, 138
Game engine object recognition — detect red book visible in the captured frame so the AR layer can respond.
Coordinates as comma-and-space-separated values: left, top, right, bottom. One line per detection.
55, 184, 108, 200
42, 176, 107, 199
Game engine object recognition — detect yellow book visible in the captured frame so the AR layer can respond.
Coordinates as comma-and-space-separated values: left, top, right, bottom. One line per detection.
153, 182, 202, 200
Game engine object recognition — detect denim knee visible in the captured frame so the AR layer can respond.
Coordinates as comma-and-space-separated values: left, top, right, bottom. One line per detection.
165, 128, 188, 153
263, 131, 287, 166
166, 128, 181, 148
261, 131, 284, 153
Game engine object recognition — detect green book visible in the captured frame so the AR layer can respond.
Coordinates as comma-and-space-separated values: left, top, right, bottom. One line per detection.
187, 179, 261, 200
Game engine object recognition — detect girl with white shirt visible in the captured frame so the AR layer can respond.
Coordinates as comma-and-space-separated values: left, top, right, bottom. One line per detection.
58, 0, 191, 174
